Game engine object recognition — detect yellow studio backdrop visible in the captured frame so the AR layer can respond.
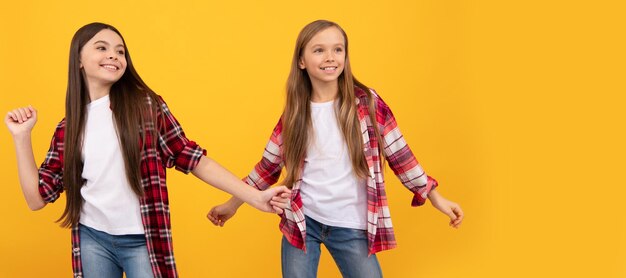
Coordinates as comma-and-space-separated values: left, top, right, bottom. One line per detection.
1, 0, 624, 277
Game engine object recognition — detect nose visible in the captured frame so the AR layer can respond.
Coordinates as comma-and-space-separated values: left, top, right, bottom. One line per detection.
107, 55, 117, 60
325, 51, 335, 62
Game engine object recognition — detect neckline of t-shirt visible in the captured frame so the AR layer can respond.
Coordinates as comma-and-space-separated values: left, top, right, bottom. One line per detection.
310, 99, 335, 108
88, 94, 110, 109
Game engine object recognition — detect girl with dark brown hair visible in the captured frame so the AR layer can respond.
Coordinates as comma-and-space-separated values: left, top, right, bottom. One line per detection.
5, 22, 290, 278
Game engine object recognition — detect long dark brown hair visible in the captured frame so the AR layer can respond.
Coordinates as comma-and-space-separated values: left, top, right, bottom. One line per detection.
282, 20, 383, 188
59, 22, 162, 228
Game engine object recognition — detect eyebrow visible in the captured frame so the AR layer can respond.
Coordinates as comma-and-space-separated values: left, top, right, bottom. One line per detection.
310, 43, 345, 48
93, 40, 125, 48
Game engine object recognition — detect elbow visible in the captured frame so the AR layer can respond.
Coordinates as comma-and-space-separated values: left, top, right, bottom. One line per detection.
191, 155, 211, 176
28, 200, 46, 211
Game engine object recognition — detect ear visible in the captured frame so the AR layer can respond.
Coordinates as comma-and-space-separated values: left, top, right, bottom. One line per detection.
298, 58, 305, 69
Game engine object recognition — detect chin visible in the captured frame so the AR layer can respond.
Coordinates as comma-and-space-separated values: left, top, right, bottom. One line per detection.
102, 78, 122, 85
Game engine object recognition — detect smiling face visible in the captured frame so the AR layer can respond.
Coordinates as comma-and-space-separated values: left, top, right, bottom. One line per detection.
298, 26, 346, 88
79, 29, 127, 89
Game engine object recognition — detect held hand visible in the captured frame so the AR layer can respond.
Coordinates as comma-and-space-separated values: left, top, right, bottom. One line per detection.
430, 194, 464, 228
5, 106, 37, 136
270, 191, 291, 215
207, 202, 238, 227
254, 186, 292, 214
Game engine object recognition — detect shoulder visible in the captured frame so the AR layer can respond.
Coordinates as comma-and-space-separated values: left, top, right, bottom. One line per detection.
41, 118, 66, 146
272, 116, 284, 136
354, 86, 391, 113
354, 85, 369, 100
141, 91, 166, 107
55, 118, 66, 128
140, 92, 168, 119
53, 118, 66, 136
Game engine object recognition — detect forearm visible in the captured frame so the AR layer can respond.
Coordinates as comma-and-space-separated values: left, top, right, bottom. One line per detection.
427, 188, 441, 202
192, 156, 261, 207
427, 188, 450, 209
226, 196, 245, 209
13, 134, 45, 210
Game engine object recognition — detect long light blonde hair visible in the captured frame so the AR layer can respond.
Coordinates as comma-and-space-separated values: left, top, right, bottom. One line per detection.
282, 20, 382, 188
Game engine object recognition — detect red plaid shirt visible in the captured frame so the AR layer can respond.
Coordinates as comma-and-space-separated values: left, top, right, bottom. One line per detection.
38, 96, 205, 278
244, 87, 438, 255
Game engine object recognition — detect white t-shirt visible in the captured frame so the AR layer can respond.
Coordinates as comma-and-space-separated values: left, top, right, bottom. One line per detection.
79, 95, 144, 235
300, 100, 368, 230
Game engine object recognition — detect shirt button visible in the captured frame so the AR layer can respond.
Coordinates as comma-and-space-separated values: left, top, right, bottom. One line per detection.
73, 248, 80, 253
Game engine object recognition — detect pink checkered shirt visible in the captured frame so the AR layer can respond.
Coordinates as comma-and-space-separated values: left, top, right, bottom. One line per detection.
243, 87, 438, 255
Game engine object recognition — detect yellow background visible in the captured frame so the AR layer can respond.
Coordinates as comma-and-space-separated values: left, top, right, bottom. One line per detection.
1, 0, 624, 277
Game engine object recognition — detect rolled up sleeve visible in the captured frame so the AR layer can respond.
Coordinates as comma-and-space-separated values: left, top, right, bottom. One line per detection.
38, 120, 65, 203
157, 98, 206, 174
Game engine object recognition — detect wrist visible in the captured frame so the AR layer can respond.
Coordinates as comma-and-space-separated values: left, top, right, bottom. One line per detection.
12, 133, 33, 145
427, 188, 442, 201
227, 196, 244, 209
12, 132, 32, 141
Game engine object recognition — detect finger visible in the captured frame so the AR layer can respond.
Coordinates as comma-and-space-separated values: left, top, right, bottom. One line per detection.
447, 216, 458, 229
207, 210, 219, 225
207, 213, 216, 222
452, 207, 464, 221
266, 186, 281, 196
270, 200, 285, 208
271, 196, 290, 204
24, 107, 32, 118
20, 107, 32, 122
11, 109, 23, 123
276, 185, 292, 195
445, 209, 457, 222
454, 221, 463, 228
452, 214, 463, 224
272, 205, 284, 215
28, 106, 37, 120
450, 216, 461, 226
6, 112, 18, 122
451, 218, 462, 228
271, 195, 288, 214
454, 206, 464, 219
207, 214, 218, 225
450, 207, 463, 228
16, 108, 29, 122
270, 187, 292, 200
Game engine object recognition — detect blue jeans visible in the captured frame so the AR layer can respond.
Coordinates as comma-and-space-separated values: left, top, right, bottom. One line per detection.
281, 216, 383, 278
79, 224, 154, 278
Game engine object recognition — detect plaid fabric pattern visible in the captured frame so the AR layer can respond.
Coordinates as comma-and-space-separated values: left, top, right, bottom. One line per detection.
243, 87, 438, 255
38, 95, 205, 278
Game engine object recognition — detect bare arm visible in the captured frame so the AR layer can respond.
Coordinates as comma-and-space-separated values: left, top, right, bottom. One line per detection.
428, 188, 463, 228
5, 106, 46, 210
207, 118, 289, 226
192, 156, 289, 214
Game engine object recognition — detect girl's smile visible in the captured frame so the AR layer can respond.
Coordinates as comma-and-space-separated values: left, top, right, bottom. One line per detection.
80, 29, 127, 89
100, 63, 120, 71
299, 26, 346, 86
